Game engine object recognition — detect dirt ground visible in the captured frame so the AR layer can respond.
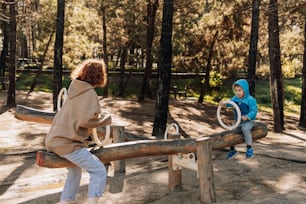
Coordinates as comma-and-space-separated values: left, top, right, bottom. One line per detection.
0, 91, 306, 204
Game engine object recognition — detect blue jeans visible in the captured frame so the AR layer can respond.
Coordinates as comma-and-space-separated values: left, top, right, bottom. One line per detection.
60, 148, 107, 201
237, 120, 254, 146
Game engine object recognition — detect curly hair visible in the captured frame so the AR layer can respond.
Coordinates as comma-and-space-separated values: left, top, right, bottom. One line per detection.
71, 59, 107, 87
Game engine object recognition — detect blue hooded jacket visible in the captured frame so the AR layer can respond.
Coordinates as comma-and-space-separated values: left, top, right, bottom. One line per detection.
230, 79, 257, 121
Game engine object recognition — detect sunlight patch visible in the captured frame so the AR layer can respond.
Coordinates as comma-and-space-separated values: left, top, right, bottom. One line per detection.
265, 173, 303, 194
277, 173, 302, 193
238, 159, 259, 168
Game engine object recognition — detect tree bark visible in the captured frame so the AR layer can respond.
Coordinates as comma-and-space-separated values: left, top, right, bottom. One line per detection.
204, 31, 218, 92
101, 3, 109, 97
19, 33, 28, 58
27, 31, 55, 95
53, 0, 65, 111
6, 0, 17, 106
153, 0, 174, 138
268, 0, 284, 132
248, 0, 260, 96
198, 31, 218, 104
0, 3, 9, 76
139, 0, 159, 101
118, 46, 128, 97
299, 20, 306, 129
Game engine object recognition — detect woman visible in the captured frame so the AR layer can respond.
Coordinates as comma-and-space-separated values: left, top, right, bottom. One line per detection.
45, 59, 111, 204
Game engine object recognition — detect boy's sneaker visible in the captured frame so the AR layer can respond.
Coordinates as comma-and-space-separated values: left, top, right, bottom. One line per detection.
226, 150, 238, 160
246, 147, 254, 158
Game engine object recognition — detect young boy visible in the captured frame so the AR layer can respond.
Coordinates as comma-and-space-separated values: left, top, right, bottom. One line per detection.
45, 59, 111, 204
220, 79, 258, 159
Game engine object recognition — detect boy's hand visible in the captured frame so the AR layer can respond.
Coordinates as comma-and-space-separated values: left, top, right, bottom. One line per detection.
241, 116, 248, 121
219, 100, 226, 106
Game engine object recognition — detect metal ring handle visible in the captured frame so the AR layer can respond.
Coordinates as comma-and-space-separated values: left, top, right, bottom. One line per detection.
92, 125, 111, 147
57, 88, 67, 111
164, 123, 180, 139
217, 100, 241, 130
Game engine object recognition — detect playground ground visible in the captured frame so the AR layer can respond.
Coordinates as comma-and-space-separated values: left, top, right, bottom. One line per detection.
0, 91, 306, 204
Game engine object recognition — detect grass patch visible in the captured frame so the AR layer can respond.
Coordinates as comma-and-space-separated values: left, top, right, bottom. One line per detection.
16, 73, 68, 92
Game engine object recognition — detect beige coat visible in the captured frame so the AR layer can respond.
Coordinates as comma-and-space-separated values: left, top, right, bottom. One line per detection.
45, 80, 111, 156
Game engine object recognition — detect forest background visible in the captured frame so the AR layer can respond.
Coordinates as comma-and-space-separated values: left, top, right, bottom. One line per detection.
0, 0, 306, 136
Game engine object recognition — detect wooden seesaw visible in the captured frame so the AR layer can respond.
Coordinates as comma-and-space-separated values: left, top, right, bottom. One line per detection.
15, 104, 268, 203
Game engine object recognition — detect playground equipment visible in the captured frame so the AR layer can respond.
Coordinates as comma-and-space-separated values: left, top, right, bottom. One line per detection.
164, 123, 198, 172
217, 100, 241, 130
15, 105, 268, 203
56, 87, 67, 111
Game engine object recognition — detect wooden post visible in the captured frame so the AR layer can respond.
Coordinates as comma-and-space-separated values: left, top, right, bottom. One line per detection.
168, 132, 182, 191
197, 137, 216, 204
112, 125, 126, 173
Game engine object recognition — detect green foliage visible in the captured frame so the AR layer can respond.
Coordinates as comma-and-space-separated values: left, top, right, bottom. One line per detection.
62, 76, 72, 89
29, 0, 57, 67
255, 94, 271, 104
284, 78, 302, 104
11, 0, 304, 81
16, 73, 71, 92
32, 0, 105, 69
282, 63, 295, 78
16, 73, 53, 92
207, 88, 232, 103
95, 87, 105, 96
209, 71, 223, 88
16, 73, 33, 90
254, 80, 271, 105
16, 73, 134, 97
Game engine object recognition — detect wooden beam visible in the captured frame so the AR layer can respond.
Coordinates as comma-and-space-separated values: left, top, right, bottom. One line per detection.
36, 122, 268, 168
15, 105, 268, 168
15, 105, 55, 124
15, 104, 123, 139
204, 122, 268, 150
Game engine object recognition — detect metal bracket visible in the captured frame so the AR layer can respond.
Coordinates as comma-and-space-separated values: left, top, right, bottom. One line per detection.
172, 152, 197, 172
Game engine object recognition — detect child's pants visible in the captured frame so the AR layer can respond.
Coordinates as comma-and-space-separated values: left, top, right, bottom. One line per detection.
237, 120, 254, 146
60, 148, 107, 201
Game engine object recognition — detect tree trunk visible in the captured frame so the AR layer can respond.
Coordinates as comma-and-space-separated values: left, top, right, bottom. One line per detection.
101, 3, 109, 97
19, 33, 28, 58
299, 20, 306, 129
0, 4, 9, 76
6, 0, 17, 106
198, 31, 218, 104
152, 0, 173, 138
27, 31, 54, 95
204, 32, 218, 91
248, 0, 260, 96
268, 0, 284, 132
118, 46, 128, 96
139, 0, 159, 101
53, 0, 65, 111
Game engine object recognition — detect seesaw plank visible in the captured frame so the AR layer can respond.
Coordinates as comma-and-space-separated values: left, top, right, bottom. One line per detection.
15, 105, 55, 124
36, 122, 268, 168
